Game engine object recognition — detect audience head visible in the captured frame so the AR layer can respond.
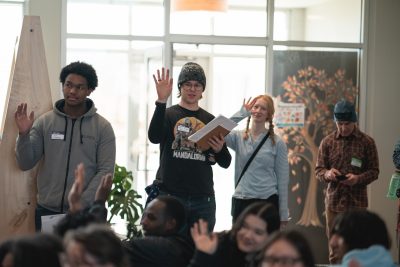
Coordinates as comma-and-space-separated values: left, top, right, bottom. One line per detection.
230, 202, 280, 253
329, 210, 391, 263
63, 224, 127, 267
3, 233, 63, 267
255, 230, 315, 267
140, 195, 186, 236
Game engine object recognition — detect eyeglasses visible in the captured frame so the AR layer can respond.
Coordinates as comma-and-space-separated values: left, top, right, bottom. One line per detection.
181, 82, 203, 92
262, 256, 302, 266
64, 81, 89, 91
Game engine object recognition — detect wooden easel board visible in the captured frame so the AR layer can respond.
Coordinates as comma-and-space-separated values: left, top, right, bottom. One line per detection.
0, 16, 52, 240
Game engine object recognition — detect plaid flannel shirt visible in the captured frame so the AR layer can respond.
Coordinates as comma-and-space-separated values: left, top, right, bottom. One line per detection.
315, 127, 379, 212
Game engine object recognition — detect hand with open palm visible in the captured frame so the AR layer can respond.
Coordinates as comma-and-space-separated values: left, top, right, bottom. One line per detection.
243, 97, 258, 112
14, 103, 34, 135
153, 67, 173, 103
68, 163, 85, 213
190, 219, 219, 255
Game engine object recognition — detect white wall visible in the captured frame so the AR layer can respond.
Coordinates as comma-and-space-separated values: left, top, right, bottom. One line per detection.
366, 0, 400, 261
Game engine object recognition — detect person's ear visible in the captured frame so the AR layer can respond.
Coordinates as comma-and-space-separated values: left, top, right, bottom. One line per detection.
87, 89, 94, 96
165, 218, 177, 232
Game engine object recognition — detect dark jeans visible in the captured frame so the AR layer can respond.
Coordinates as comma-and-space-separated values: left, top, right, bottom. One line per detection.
35, 204, 62, 232
159, 190, 216, 238
231, 194, 279, 223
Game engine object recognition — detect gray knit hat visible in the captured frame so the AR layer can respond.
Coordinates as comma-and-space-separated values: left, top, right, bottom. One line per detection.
177, 62, 206, 90
334, 100, 357, 122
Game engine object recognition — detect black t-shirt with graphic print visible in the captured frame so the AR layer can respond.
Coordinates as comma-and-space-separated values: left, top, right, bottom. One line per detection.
148, 103, 231, 196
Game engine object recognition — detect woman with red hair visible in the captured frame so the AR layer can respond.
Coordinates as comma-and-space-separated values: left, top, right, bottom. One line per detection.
226, 95, 289, 228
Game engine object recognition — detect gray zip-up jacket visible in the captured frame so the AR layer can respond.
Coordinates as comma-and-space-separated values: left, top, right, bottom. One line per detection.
15, 99, 116, 212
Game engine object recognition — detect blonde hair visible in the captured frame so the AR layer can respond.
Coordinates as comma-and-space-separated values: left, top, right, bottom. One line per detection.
243, 94, 276, 145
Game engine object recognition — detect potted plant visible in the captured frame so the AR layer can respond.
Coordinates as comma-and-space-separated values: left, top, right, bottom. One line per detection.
107, 164, 144, 239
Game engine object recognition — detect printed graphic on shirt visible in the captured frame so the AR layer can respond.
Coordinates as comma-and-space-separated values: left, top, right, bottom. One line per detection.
171, 117, 215, 162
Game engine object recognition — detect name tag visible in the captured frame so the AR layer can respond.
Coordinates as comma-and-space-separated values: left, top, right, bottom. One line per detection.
51, 131, 64, 140
351, 157, 362, 168
177, 125, 190, 133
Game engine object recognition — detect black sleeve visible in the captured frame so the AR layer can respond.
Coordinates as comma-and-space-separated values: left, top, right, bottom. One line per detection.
215, 144, 231, 168
187, 250, 217, 267
124, 236, 193, 267
148, 102, 167, 144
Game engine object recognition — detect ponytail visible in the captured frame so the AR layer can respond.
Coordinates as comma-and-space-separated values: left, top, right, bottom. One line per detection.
243, 116, 251, 140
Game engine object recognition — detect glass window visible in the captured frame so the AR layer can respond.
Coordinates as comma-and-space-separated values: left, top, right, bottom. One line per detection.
274, 0, 362, 42
67, 0, 164, 36
130, 3, 164, 36
67, 2, 130, 35
170, 0, 267, 37
66, 39, 163, 170
0, 2, 23, 137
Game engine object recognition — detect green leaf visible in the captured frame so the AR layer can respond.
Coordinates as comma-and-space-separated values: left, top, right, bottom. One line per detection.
107, 164, 144, 239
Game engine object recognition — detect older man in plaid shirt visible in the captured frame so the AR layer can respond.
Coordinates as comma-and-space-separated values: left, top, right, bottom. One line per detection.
315, 100, 379, 264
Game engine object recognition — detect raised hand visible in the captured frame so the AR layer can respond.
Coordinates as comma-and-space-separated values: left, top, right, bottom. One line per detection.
68, 163, 85, 213
95, 173, 113, 203
14, 103, 34, 135
243, 97, 258, 112
190, 219, 218, 255
153, 67, 173, 103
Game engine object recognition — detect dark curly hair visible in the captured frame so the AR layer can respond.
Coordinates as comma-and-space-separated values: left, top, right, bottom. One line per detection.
59, 61, 98, 90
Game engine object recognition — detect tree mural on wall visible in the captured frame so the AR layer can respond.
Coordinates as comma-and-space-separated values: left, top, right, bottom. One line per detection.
277, 66, 358, 226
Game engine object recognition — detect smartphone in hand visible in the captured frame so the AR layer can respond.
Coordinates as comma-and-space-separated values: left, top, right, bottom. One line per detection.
336, 174, 347, 181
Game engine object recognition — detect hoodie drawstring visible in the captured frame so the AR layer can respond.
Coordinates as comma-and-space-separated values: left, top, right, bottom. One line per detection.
63, 117, 68, 141
80, 117, 84, 144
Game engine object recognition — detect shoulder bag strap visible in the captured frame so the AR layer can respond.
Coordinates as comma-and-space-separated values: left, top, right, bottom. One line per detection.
235, 132, 270, 188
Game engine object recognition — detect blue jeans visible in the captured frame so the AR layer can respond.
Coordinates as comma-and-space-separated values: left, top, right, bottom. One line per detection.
159, 191, 216, 237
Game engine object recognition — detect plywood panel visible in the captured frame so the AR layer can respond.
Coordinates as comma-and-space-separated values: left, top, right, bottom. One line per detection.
0, 16, 52, 240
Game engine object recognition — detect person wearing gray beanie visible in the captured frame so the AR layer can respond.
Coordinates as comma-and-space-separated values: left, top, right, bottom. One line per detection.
315, 99, 379, 264
147, 63, 232, 237
177, 62, 206, 95
333, 100, 358, 122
